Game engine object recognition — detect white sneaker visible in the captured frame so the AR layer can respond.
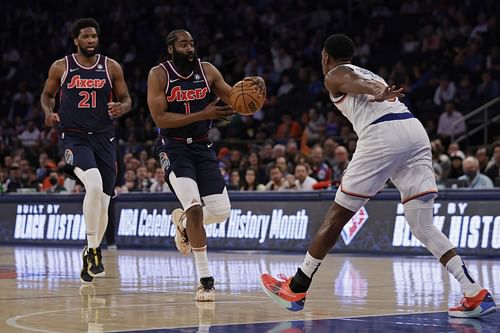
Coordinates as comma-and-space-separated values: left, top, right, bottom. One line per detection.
196, 277, 215, 302
171, 208, 191, 255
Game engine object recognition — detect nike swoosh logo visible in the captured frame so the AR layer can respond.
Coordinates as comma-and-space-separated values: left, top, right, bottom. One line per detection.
207, 143, 213, 148
110, 137, 115, 142
169, 78, 180, 83
69, 68, 78, 72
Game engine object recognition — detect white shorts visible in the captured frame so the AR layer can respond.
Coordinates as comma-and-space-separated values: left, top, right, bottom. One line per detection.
336, 118, 438, 212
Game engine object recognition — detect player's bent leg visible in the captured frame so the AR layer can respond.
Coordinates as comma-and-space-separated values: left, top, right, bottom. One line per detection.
403, 196, 496, 318
97, 193, 111, 244
74, 167, 105, 277
261, 192, 364, 311
202, 188, 231, 225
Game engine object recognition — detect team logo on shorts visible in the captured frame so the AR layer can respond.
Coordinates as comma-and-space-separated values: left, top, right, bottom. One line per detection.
159, 152, 170, 171
64, 149, 74, 165
194, 73, 201, 80
341, 207, 369, 245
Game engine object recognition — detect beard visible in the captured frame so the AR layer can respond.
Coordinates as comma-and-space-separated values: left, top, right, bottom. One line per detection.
79, 45, 98, 58
172, 49, 195, 76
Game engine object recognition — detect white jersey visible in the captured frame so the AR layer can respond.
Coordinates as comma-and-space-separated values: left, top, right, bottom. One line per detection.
329, 64, 410, 136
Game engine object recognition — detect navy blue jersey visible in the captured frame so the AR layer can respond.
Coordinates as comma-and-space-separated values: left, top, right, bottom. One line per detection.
158, 59, 213, 139
59, 54, 113, 133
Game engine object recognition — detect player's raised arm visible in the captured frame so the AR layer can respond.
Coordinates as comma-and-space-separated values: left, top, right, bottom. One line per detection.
324, 66, 404, 102
40, 59, 64, 127
147, 66, 233, 128
107, 59, 132, 118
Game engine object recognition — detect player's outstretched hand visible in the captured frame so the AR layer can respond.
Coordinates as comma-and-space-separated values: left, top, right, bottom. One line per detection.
203, 97, 235, 121
45, 112, 60, 127
243, 76, 266, 97
369, 85, 405, 102
108, 102, 127, 119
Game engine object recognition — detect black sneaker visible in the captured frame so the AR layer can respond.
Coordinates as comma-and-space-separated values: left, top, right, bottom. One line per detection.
80, 246, 94, 284
86, 247, 105, 277
196, 277, 215, 302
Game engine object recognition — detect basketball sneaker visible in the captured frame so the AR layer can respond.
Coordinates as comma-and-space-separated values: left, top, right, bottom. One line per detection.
448, 289, 496, 318
196, 277, 215, 302
80, 246, 94, 284
172, 208, 191, 255
86, 247, 105, 277
260, 273, 306, 312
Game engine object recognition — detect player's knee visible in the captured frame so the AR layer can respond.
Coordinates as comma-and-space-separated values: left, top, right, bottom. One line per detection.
206, 201, 231, 223
85, 182, 103, 197
404, 199, 433, 242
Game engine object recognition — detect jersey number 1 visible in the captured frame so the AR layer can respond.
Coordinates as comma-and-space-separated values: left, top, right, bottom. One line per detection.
184, 101, 191, 114
78, 91, 97, 108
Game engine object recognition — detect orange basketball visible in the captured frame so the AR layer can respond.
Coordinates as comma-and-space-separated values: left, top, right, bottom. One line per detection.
229, 80, 265, 116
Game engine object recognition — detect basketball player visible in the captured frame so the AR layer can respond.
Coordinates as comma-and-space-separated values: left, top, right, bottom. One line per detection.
41, 18, 131, 283
261, 34, 496, 318
147, 29, 265, 301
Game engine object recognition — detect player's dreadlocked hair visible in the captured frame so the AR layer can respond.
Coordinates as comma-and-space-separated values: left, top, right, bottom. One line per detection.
166, 29, 190, 59
71, 18, 100, 39
324, 34, 355, 60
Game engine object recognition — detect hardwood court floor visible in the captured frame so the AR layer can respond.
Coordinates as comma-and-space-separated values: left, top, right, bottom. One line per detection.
0, 246, 498, 332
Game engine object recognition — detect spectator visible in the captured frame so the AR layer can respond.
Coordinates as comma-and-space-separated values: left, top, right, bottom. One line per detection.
227, 170, 241, 191
149, 168, 170, 193
437, 102, 466, 140
265, 165, 291, 191
275, 114, 302, 141
485, 144, 500, 183
323, 138, 338, 168
46, 171, 66, 193
293, 164, 317, 191
240, 168, 265, 191
5, 163, 22, 193
458, 157, 494, 188
448, 155, 465, 179
18, 121, 40, 147
310, 145, 333, 182
475, 146, 489, 173
433, 76, 456, 106
332, 146, 350, 185
477, 71, 499, 103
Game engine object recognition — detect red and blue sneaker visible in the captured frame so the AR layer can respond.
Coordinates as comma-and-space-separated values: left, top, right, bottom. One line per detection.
260, 273, 306, 312
448, 289, 496, 318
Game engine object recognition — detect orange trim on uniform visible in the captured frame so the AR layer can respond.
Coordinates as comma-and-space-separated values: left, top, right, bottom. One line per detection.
401, 189, 438, 204
340, 184, 373, 199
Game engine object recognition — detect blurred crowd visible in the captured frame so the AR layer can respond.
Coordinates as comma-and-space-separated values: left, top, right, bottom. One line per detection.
1, 0, 500, 194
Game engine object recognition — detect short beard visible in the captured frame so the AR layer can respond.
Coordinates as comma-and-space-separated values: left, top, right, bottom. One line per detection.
172, 50, 195, 76
80, 47, 97, 58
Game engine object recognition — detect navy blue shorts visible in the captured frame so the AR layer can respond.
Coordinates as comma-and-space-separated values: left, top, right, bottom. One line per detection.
157, 140, 225, 197
59, 131, 116, 195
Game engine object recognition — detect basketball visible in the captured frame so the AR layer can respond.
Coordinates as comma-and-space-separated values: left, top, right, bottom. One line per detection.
229, 80, 265, 116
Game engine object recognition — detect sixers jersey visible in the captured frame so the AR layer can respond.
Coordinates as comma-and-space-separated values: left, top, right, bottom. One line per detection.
159, 59, 213, 138
329, 64, 411, 136
59, 54, 113, 133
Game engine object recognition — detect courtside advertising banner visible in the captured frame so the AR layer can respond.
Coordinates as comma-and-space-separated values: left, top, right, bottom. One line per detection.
0, 192, 498, 255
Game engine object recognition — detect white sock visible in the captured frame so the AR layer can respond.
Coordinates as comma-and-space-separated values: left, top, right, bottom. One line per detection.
97, 194, 111, 243
193, 246, 211, 278
299, 251, 322, 278
446, 256, 482, 297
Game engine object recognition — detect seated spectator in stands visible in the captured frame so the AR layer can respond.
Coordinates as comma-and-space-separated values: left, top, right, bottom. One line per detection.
229, 149, 242, 170
240, 168, 265, 191
433, 75, 456, 106
275, 156, 291, 177
136, 166, 152, 192
46, 171, 66, 193
275, 114, 302, 141
293, 163, 317, 191
485, 143, 500, 183
437, 102, 465, 140
448, 155, 464, 179
323, 138, 338, 168
458, 156, 493, 189
150, 168, 170, 193
227, 170, 241, 191
285, 139, 299, 166
265, 165, 291, 191
310, 145, 332, 182
475, 146, 490, 173
332, 146, 350, 185
458, 156, 494, 188
5, 163, 22, 192
447, 142, 464, 158
324, 111, 339, 138
18, 121, 40, 147
247, 151, 268, 184
304, 108, 326, 145
477, 71, 499, 103
124, 170, 138, 192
